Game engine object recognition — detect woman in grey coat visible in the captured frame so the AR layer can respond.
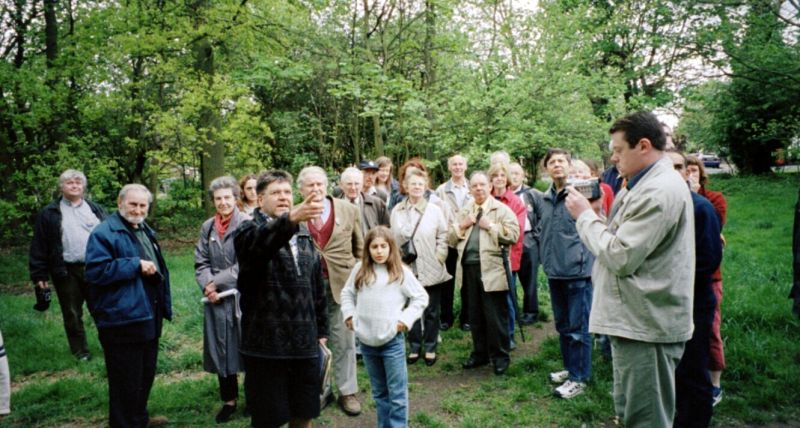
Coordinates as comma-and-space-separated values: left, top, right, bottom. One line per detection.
195, 176, 250, 423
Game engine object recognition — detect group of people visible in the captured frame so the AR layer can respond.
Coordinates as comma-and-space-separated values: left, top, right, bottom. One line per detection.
8, 110, 738, 427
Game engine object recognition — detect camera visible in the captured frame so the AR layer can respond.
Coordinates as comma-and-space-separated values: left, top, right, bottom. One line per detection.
567, 177, 601, 201
33, 286, 51, 311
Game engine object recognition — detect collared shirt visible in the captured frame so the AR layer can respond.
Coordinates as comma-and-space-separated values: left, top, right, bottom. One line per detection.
60, 197, 100, 263
473, 198, 490, 215
449, 179, 469, 209
626, 161, 658, 190
320, 196, 332, 225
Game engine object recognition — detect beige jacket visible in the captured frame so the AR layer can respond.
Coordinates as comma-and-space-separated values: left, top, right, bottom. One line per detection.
576, 157, 695, 343
448, 197, 520, 292
390, 198, 452, 287
314, 197, 364, 303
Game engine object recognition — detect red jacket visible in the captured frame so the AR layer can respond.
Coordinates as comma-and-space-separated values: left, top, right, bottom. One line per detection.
699, 187, 727, 282
699, 187, 727, 226
495, 189, 526, 271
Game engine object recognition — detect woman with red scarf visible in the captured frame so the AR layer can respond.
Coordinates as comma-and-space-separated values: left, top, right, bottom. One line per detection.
195, 176, 252, 423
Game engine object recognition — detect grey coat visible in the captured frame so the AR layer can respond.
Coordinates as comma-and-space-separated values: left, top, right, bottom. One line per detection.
195, 208, 250, 376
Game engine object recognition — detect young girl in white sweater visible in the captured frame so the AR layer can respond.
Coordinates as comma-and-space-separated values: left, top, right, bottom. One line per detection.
341, 226, 428, 428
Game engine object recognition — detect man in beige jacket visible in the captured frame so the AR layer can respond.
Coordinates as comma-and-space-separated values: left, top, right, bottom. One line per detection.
566, 111, 695, 428
449, 171, 520, 375
298, 166, 364, 416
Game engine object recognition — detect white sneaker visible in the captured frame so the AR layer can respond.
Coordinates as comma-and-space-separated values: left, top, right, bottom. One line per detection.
554, 380, 586, 399
549, 370, 570, 384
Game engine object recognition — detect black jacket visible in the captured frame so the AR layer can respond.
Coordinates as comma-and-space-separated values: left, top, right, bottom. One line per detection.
234, 209, 328, 359
29, 198, 107, 282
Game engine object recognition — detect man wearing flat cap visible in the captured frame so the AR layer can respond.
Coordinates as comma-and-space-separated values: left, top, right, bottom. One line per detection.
358, 160, 389, 202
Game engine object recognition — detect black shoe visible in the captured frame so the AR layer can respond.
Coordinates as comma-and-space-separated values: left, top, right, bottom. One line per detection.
424, 354, 438, 367
460, 323, 472, 332
494, 359, 510, 375
76, 352, 92, 362
509, 339, 517, 351
462, 356, 489, 369
440, 322, 451, 331
216, 404, 236, 424
407, 353, 420, 365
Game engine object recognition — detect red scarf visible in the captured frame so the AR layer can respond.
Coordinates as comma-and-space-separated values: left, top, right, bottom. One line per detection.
215, 212, 233, 238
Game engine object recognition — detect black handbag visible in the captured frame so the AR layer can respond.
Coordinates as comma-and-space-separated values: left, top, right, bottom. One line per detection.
400, 207, 424, 264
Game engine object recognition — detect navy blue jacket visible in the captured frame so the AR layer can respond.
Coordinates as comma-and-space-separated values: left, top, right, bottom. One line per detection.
85, 212, 173, 330
692, 193, 723, 310
535, 186, 595, 280
602, 166, 624, 196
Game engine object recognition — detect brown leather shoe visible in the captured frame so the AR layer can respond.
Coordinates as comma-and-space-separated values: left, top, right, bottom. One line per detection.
338, 394, 361, 416
147, 415, 169, 427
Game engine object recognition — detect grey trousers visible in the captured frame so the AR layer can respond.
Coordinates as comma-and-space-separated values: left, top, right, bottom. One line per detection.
326, 282, 358, 396
610, 336, 685, 428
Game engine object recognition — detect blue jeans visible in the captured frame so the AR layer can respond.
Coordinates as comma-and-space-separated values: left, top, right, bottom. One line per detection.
548, 278, 593, 382
361, 333, 408, 428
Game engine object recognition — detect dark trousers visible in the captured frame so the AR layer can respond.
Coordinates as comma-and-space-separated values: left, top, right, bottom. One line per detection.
409, 283, 442, 354
244, 356, 320, 428
518, 243, 540, 317
440, 248, 459, 325
52, 263, 90, 356
674, 308, 715, 428
218, 374, 238, 402
100, 338, 158, 428
463, 264, 510, 363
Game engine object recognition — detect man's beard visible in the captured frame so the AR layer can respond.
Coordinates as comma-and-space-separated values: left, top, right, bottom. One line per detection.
120, 207, 147, 225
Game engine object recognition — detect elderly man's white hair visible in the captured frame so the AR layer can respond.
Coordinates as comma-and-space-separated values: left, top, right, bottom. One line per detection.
297, 166, 328, 188
118, 183, 153, 203
339, 167, 363, 183
59, 169, 87, 189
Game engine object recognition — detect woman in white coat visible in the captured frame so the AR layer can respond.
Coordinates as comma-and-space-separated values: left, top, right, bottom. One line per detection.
391, 167, 452, 366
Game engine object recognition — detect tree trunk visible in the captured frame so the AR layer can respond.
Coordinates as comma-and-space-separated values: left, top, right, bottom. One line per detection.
191, 1, 224, 216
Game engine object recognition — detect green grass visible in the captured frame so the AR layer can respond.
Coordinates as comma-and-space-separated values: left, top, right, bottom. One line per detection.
1, 173, 799, 427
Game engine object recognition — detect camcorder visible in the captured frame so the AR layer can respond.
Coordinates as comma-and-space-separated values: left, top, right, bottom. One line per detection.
567, 177, 601, 201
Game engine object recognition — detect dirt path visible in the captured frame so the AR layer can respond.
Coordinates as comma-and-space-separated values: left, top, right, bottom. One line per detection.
318, 322, 556, 427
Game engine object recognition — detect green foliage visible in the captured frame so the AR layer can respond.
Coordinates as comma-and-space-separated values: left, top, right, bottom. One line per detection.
151, 179, 206, 235
679, 1, 800, 174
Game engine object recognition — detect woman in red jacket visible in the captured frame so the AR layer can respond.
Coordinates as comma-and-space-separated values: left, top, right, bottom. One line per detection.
687, 155, 727, 407
488, 162, 526, 349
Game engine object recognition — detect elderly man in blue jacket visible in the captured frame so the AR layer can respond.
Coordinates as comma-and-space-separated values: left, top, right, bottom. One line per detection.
85, 184, 172, 428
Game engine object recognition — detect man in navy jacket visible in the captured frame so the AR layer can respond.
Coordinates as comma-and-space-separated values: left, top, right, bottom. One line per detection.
85, 184, 172, 428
